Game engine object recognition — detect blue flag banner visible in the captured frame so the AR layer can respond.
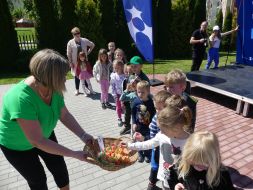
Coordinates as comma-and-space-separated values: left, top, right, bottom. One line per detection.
122, 0, 154, 63
236, 0, 253, 65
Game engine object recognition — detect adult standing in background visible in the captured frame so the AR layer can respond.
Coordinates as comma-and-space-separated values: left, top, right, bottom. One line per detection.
190, 21, 208, 71
67, 27, 95, 95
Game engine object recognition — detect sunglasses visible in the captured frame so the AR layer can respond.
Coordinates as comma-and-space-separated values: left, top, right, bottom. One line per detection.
73, 32, 80, 35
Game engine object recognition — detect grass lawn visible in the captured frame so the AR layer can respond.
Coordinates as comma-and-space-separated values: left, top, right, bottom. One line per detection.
15, 27, 36, 42
0, 52, 236, 85
15, 27, 35, 37
142, 51, 236, 74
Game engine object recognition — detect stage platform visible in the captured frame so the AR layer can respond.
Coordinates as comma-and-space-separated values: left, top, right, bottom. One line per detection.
186, 64, 253, 116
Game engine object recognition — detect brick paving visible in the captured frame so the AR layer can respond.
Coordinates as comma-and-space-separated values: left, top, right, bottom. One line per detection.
0, 75, 253, 190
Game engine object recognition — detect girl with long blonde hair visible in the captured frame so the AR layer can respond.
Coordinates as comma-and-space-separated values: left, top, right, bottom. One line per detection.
175, 131, 235, 190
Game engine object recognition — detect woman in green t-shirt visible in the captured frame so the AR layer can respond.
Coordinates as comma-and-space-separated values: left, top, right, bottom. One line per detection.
0, 49, 94, 190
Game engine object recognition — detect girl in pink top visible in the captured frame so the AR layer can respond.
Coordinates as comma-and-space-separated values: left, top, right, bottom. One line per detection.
110, 60, 125, 127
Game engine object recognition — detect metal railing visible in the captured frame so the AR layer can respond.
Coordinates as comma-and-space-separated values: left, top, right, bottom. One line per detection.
18, 34, 38, 50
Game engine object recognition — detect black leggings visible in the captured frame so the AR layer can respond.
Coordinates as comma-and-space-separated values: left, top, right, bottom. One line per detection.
75, 76, 80, 90
75, 76, 88, 90
0, 132, 69, 190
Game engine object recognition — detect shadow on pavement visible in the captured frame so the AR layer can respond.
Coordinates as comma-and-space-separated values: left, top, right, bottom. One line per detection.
227, 166, 253, 189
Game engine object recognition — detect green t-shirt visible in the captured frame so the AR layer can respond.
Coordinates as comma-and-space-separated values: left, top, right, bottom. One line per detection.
0, 80, 65, 150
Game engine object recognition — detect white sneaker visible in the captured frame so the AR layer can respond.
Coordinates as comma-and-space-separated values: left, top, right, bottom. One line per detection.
74, 90, 79, 96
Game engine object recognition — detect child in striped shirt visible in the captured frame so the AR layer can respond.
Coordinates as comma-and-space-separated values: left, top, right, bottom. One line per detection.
148, 90, 171, 190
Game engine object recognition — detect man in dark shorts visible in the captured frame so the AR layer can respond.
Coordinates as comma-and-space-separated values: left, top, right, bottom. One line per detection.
190, 21, 208, 71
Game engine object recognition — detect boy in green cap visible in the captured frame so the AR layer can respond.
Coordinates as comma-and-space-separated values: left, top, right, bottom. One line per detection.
130, 56, 150, 83
120, 56, 150, 135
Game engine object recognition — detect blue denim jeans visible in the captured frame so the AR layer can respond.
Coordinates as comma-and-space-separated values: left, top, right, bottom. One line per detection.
206, 47, 219, 69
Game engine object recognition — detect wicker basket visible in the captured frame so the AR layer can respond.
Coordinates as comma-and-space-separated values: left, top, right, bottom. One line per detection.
83, 137, 138, 171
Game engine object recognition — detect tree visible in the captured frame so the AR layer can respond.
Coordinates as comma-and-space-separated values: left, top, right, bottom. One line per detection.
76, 0, 105, 62
58, 0, 77, 55
152, 0, 158, 59
222, 8, 232, 51
114, 0, 135, 59
156, 0, 171, 59
23, 0, 37, 20
0, 0, 20, 71
192, 0, 206, 30
230, 9, 237, 51
99, 0, 116, 44
168, 0, 193, 58
215, 8, 223, 31
11, 8, 26, 20
34, 0, 59, 50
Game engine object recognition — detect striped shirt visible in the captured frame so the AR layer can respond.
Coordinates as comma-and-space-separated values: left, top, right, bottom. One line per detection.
149, 114, 160, 138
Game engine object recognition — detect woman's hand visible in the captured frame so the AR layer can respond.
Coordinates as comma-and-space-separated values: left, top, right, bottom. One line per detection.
175, 183, 185, 190
72, 150, 90, 161
80, 132, 94, 146
234, 25, 239, 31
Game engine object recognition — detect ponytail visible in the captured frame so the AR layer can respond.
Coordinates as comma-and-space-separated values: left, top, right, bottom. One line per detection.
180, 106, 192, 132
158, 95, 192, 131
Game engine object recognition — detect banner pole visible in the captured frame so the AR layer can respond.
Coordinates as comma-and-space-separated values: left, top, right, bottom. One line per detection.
149, 60, 163, 86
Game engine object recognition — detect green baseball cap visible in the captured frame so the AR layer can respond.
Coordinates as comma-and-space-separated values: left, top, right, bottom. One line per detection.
130, 56, 143, 65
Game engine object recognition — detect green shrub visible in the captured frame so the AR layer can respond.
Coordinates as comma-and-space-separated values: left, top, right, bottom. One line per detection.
99, 0, 116, 43
76, 0, 105, 64
168, 0, 193, 58
0, 0, 20, 71
192, 0, 206, 30
215, 9, 223, 31
13, 50, 38, 73
155, 0, 172, 59
33, 0, 59, 50
221, 8, 232, 51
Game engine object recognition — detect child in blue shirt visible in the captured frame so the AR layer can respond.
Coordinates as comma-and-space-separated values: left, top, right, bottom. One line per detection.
132, 81, 155, 163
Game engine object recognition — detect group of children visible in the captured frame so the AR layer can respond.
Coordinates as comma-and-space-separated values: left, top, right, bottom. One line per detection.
75, 42, 235, 190
126, 70, 235, 190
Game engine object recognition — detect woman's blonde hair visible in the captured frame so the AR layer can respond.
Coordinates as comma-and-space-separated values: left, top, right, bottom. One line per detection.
178, 131, 221, 187
29, 49, 69, 93
97, 48, 108, 63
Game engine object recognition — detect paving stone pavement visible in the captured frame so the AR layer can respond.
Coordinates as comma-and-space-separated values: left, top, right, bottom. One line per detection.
1, 75, 253, 190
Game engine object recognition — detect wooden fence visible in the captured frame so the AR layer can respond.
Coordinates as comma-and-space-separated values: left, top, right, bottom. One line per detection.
18, 34, 38, 50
